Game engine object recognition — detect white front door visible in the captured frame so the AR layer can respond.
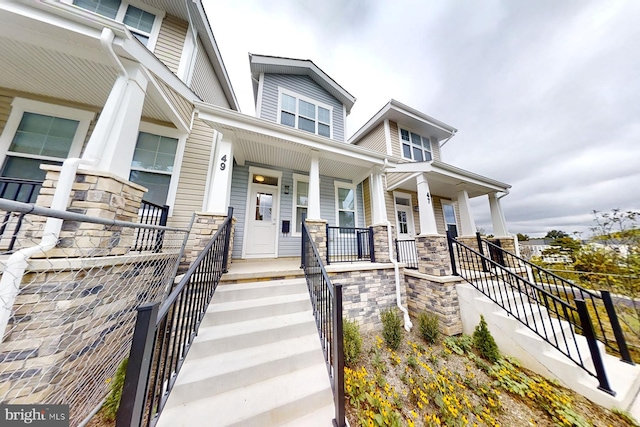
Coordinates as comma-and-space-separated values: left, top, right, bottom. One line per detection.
245, 183, 279, 257
394, 194, 415, 240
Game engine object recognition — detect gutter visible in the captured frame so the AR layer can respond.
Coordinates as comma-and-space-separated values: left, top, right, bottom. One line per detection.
386, 220, 413, 331
439, 130, 457, 149
0, 28, 125, 341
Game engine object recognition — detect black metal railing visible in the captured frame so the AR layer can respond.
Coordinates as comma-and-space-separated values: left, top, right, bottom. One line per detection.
476, 233, 632, 363
447, 232, 617, 395
326, 225, 374, 264
133, 200, 170, 252
395, 239, 418, 269
301, 222, 345, 427
0, 178, 43, 252
117, 207, 233, 427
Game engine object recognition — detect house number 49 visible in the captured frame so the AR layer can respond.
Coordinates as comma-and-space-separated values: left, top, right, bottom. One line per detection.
220, 155, 227, 171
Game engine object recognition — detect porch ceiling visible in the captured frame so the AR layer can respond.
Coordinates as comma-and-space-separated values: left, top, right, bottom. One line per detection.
218, 125, 375, 183
0, 7, 179, 126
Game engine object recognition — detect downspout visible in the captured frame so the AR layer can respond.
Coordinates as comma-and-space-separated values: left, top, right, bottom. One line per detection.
0, 28, 128, 341
380, 158, 412, 330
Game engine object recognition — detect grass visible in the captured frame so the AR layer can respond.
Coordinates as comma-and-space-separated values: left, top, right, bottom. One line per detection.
345, 327, 639, 427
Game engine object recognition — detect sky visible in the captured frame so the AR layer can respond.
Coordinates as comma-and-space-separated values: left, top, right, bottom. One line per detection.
204, 0, 640, 238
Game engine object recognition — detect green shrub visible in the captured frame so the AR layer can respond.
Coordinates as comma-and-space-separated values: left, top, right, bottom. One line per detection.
417, 311, 440, 344
380, 307, 403, 350
473, 315, 501, 363
443, 334, 473, 355
343, 317, 362, 366
102, 358, 128, 422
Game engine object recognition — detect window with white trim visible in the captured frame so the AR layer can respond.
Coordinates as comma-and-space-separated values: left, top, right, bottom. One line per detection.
335, 183, 357, 229
0, 98, 94, 182
129, 131, 178, 206
72, 0, 162, 48
278, 90, 332, 138
400, 128, 432, 162
292, 175, 308, 234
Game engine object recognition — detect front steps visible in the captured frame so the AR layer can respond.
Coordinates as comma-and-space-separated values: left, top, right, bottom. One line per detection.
457, 282, 640, 411
157, 278, 334, 427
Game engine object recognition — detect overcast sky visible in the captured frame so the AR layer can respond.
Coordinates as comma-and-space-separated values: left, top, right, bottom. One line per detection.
205, 0, 640, 238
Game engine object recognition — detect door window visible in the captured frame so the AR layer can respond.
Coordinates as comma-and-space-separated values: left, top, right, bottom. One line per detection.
255, 192, 273, 221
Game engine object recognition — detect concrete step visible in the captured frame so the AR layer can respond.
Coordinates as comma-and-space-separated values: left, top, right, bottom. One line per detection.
203, 293, 311, 326
158, 363, 333, 427
188, 312, 318, 358
214, 278, 308, 303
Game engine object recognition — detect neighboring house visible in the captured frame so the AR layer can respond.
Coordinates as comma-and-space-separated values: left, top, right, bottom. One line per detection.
519, 238, 572, 263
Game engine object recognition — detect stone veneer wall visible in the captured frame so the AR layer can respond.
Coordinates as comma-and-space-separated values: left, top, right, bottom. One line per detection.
415, 235, 452, 276
305, 219, 328, 263
183, 212, 236, 269
404, 270, 463, 336
327, 264, 404, 332
370, 224, 391, 263
23, 166, 147, 258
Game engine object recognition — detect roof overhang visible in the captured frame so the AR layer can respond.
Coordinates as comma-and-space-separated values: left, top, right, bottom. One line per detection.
0, 1, 195, 132
195, 102, 386, 183
249, 54, 356, 114
349, 99, 457, 144
385, 160, 510, 199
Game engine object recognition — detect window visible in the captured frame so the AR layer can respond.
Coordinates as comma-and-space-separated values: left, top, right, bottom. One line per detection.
278, 89, 332, 138
72, 0, 162, 49
442, 202, 458, 237
129, 131, 178, 206
0, 98, 94, 181
400, 128, 432, 162
335, 183, 356, 229
292, 174, 308, 234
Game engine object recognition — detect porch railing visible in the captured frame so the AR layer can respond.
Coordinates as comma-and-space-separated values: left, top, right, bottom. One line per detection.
0, 177, 43, 252
395, 238, 418, 269
117, 207, 233, 427
301, 222, 345, 427
133, 200, 170, 252
326, 225, 374, 264
476, 233, 632, 363
448, 232, 622, 395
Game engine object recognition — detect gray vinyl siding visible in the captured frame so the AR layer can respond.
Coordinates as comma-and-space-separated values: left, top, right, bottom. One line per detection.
229, 161, 365, 258
190, 36, 230, 108
259, 74, 345, 143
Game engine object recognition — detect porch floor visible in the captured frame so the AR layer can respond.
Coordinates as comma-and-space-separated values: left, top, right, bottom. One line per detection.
222, 257, 303, 283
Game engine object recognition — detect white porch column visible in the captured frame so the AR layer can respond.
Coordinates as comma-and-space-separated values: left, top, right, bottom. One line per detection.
489, 192, 509, 236
370, 169, 387, 224
307, 150, 321, 220
456, 187, 476, 236
81, 62, 148, 180
416, 173, 438, 235
204, 132, 234, 214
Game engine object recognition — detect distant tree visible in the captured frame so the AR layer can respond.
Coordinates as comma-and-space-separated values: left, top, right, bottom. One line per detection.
545, 230, 569, 240
542, 236, 581, 263
516, 233, 530, 241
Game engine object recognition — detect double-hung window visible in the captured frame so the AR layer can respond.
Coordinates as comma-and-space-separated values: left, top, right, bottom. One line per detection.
442, 201, 458, 237
335, 183, 357, 229
292, 174, 309, 234
400, 128, 432, 162
278, 90, 332, 138
0, 98, 94, 182
129, 130, 179, 206
72, 0, 162, 49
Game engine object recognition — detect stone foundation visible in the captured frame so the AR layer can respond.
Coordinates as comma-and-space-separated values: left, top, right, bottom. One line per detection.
404, 269, 463, 335
327, 263, 404, 331
183, 212, 236, 268
415, 234, 452, 276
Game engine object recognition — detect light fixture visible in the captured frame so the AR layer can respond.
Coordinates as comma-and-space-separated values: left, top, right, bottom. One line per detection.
284, 185, 290, 194
255, 175, 265, 182
413, 205, 419, 212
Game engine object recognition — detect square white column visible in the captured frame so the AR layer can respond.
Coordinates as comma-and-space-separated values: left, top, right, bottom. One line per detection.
307, 150, 321, 220
489, 193, 509, 236
456, 187, 476, 236
205, 132, 234, 214
370, 170, 387, 225
416, 173, 438, 235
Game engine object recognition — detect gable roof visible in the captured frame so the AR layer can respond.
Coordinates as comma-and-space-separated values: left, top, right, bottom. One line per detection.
249, 54, 356, 114
349, 99, 457, 145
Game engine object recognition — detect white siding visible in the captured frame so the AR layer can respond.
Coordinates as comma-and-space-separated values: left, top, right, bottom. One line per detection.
260, 74, 345, 142
190, 37, 230, 108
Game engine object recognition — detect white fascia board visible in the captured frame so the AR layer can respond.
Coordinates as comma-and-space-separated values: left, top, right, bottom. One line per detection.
195, 102, 387, 166
389, 99, 457, 134
386, 172, 421, 192
431, 161, 511, 190
143, 71, 190, 133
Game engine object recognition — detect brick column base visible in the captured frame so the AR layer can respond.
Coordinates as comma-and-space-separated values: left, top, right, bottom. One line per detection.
371, 224, 391, 263
415, 234, 452, 276
184, 212, 235, 268
305, 219, 328, 263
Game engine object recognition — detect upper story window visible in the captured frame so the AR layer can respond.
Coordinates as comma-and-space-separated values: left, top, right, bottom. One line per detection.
400, 128, 432, 162
278, 89, 332, 138
72, 0, 162, 49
